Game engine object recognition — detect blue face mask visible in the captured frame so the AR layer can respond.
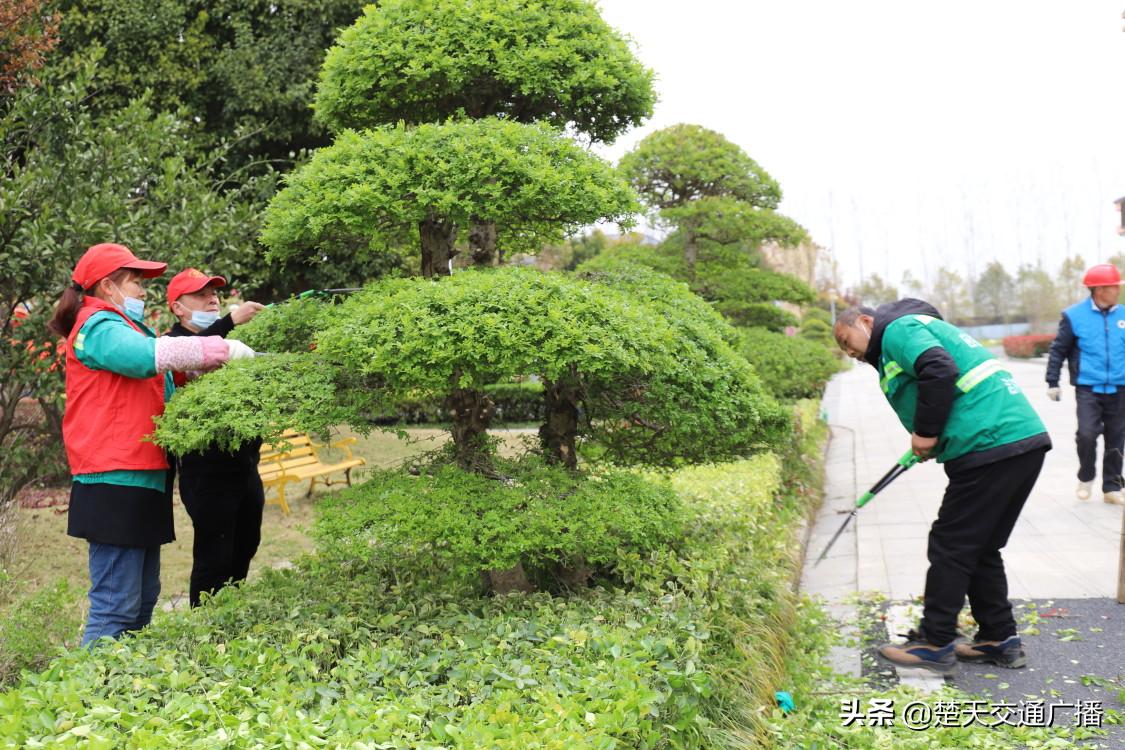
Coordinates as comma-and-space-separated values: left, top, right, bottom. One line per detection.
190, 310, 220, 329
110, 282, 145, 322
122, 297, 145, 322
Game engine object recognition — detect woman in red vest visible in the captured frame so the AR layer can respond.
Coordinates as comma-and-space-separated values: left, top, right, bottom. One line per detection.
48, 243, 255, 647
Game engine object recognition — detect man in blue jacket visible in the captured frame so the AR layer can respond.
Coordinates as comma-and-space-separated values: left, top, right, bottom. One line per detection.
1045, 263, 1125, 505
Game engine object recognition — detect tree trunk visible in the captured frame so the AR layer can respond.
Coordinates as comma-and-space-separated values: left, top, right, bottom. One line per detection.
419, 215, 458, 278
468, 219, 498, 266
538, 378, 579, 470
445, 385, 495, 471
488, 563, 535, 595
683, 227, 699, 281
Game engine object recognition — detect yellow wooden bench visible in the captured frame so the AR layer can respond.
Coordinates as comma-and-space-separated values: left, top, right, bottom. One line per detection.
258, 430, 366, 515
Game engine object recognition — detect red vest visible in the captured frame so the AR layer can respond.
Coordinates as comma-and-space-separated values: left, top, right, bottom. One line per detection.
63, 297, 168, 474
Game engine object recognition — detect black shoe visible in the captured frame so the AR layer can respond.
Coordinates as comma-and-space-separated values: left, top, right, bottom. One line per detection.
954, 635, 1027, 668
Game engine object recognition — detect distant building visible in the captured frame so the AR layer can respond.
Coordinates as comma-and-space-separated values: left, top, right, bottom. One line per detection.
1116, 196, 1125, 236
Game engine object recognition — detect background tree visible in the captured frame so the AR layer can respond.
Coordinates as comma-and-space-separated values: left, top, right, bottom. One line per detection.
853, 273, 899, 308
1016, 264, 1061, 333
900, 269, 926, 298
1057, 255, 1088, 308
313, 0, 655, 264
261, 120, 637, 278
47, 0, 369, 166
928, 268, 972, 323
0, 0, 59, 95
972, 261, 1016, 323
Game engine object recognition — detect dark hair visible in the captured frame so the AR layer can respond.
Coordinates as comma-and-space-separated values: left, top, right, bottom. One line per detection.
48, 268, 135, 338
834, 306, 876, 327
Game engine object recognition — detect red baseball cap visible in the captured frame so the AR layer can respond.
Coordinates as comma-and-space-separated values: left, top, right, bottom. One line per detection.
71, 243, 167, 290
167, 268, 227, 305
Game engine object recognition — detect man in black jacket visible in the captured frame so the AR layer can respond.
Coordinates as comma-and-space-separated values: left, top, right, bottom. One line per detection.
166, 268, 266, 606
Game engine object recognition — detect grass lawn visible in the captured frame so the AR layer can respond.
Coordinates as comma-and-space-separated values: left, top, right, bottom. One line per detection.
8, 426, 535, 609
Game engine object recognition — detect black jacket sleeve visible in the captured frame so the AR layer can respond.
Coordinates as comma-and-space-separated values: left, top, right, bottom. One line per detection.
166, 314, 236, 339
1045, 313, 1074, 388
198, 314, 236, 339
912, 345, 959, 438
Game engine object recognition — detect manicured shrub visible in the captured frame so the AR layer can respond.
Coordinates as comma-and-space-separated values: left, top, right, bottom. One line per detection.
314, 458, 685, 586
737, 327, 842, 400
229, 296, 332, 353
799, 316, 833, 344
1002, 333, 1054, 358
153, 353, 373, 454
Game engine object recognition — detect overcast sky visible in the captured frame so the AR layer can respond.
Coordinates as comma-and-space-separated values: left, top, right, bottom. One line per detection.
592, 1, 1125, 291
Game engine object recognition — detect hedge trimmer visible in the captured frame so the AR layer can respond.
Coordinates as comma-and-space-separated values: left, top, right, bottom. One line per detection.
266, 288, 363, 308
814, 449, 920, 566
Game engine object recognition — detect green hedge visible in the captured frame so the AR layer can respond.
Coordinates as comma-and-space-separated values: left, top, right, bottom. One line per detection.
0, 406, 825, 748
315, 458, 685, 583
738, 327, 842, 400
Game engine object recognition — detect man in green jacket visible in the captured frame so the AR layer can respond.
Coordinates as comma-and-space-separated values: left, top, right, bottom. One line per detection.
834, 299, 1051, 674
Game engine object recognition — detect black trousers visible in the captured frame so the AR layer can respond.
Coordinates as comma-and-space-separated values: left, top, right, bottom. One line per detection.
919, 448, 1046, 646
1075, 387, 1125, 492
179, 468, 265, 608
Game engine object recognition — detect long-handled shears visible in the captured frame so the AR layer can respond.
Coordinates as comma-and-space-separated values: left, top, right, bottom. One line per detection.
814, 448, 921, 566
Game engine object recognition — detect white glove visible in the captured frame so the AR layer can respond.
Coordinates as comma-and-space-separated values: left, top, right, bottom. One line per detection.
1046, 387, 1061, 402
225, 339, 256, 361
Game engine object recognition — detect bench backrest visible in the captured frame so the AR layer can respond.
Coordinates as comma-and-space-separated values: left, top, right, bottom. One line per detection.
259, 431, 321, 475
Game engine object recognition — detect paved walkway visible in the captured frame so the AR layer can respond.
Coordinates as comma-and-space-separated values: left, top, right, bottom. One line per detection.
801, 355, 1125, 694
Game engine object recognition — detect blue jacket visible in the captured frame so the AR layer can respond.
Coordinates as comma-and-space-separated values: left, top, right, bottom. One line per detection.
1046, 298, 1125, 393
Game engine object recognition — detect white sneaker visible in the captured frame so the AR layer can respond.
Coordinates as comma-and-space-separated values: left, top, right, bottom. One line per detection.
1077, 481, 1093, 500
1104, 491, 1124, 506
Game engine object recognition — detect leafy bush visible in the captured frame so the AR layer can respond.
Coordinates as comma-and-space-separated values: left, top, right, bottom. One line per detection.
713, 300, 798, 331
0, 577, 80, 686
154, 353, 374, 455
737, 328, 842, 400
799, 316, 834, 344
803, 307, 831, 325
228, 296, 333, 354
0, 423, 822, 748
315, 458, 685, 584
1002, 333, 1054, 358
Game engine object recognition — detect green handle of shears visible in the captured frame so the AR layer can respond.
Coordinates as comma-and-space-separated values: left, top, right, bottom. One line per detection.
898, 449, 921, 469
855, 490, 876, 509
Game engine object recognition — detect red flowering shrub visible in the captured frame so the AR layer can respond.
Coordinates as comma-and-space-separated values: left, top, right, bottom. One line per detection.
1002, 334, 1054, 358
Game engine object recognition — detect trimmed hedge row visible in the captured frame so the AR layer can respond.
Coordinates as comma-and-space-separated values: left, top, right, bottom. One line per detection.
0, 405, 826, 748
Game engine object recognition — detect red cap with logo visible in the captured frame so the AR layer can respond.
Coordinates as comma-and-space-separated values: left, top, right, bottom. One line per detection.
71, 243, 167, 290
167, 268, 227, 306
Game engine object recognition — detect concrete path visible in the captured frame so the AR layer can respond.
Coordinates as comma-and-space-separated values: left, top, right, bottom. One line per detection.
802, 355, 1125, 694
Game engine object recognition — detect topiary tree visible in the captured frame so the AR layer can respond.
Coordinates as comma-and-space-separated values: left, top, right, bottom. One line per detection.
312, 0, 655, 264
619, 124, 807, 278
156, 267, 788, 593
576, 243, 815, 329
309, 267, 786, 470
261, 120, 637, 278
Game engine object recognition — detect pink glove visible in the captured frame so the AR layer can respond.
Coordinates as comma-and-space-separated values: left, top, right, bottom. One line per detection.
155, 336, 233, 373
